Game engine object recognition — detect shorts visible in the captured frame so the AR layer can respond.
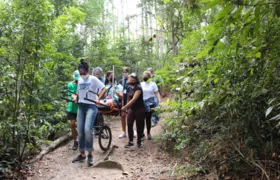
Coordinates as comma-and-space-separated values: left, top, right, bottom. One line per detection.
67, 112, 77, 120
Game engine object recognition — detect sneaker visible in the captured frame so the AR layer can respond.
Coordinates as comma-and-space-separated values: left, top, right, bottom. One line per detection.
151, 122, 156, 127
72, 154, 86, 163
141, 134, 146, 141
72, 141, 78, 150
137, 142, 143, 148
133, 130, 137, 138
87, 154, 94, 166
125, 142, 134, 148
147, 134, 152, 140
119, 132, 126, 139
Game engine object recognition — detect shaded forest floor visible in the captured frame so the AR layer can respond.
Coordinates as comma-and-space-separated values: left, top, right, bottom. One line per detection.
28, 115, 180, 180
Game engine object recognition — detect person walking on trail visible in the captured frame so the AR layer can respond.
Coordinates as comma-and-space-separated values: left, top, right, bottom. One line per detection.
72, 59, 107, 166
93, 67, 105, 84
67, 70, 80, 150
121, 73, 146, 148
118, 67, 130, 138
147, 67, 166, 127
141, 71, 162, 140
101, 71, 123, 108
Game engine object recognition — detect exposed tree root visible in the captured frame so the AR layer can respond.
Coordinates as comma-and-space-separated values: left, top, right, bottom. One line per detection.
30, 132, 71, 163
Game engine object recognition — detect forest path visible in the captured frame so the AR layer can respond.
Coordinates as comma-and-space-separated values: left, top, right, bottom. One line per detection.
29, 115, 178, 180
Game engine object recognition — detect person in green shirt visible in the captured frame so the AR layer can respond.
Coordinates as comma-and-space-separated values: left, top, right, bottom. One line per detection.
67, 70, 79, 150
147, 68, 166, 97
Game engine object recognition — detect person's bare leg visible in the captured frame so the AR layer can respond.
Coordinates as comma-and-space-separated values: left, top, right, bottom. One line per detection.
119, 112, 127, 138
70, 120, 78, 150
121, 113, 126, 132
70, 120, 77, 140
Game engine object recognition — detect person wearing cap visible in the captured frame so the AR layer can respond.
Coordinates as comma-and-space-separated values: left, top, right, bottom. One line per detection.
121, 73, 146, 148
93, 67, 105, 84
67, 70, 80, 150
147, 67, 166, 126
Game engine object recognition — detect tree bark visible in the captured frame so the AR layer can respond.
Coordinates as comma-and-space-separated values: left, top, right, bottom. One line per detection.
171, 13, 178, 56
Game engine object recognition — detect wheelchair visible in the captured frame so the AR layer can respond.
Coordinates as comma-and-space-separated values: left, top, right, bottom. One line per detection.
61, 89, 120, 151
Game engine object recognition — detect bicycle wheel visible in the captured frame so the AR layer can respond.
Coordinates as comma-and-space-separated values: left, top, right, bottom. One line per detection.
98, 125, 112, 151
94, 113, 104, 135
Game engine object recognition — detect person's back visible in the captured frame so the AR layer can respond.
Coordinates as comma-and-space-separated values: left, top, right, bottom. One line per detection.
151, 74, 164, 91
147, 68, 165, 96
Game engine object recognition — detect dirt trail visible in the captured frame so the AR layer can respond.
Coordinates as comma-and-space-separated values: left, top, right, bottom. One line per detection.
30, 116, 178, 180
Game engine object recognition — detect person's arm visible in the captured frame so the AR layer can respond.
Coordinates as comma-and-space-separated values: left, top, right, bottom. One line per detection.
94, 76, 106, 102
155, 91, 162, 103
96, 87, 107, 102
158, 76, 166, 98
122, 90, 141, 110
153, 82, 162, 103
115, 90, 123, 99
68, 82, 78, 103
114, 85, 123, 99
161, 84, 166, 98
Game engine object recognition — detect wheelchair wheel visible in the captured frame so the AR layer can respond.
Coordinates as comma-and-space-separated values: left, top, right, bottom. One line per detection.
98, 125, 112, 151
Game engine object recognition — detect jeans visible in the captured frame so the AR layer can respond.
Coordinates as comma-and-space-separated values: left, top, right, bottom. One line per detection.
77, 103, 98, 152
151, 96, 159, 124
144, 97, 157, 112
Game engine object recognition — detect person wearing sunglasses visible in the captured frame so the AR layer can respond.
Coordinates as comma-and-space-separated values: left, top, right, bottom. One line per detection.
121, 73, 145, 148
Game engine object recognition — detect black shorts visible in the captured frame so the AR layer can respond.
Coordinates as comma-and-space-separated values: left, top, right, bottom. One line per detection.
67, 112, 77, 120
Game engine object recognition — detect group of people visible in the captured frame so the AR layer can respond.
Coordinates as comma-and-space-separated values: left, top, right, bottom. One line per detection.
66, 59, 166, 166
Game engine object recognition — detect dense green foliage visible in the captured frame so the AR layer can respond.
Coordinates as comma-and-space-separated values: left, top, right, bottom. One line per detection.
158, 0, 280, 178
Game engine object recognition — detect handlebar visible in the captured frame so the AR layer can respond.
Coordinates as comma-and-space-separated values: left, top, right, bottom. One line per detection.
61, 88, 121, 114
60, 90, 76, 103
85, 90, 111, 109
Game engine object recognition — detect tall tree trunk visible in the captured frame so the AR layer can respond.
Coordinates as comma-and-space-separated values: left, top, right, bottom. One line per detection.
141, 2, 144, 36
145, 1, 148, 37
171, 14, 178, 56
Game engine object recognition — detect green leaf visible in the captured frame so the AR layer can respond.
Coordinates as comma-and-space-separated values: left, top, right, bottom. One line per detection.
255, 52, 261, 58
202, 0, 223, 10
270, 114, 280, 121
266, 106, 274, 117
254, 5, 261, 35
215, 5, 234, 22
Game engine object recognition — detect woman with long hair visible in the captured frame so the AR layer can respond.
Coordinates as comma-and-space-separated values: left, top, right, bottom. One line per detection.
121, 73, 146, 148
101, 71, 123, 108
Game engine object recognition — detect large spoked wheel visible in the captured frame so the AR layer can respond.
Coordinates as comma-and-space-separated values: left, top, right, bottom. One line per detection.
94, 113, 104, 135
98, 125, 112, 151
